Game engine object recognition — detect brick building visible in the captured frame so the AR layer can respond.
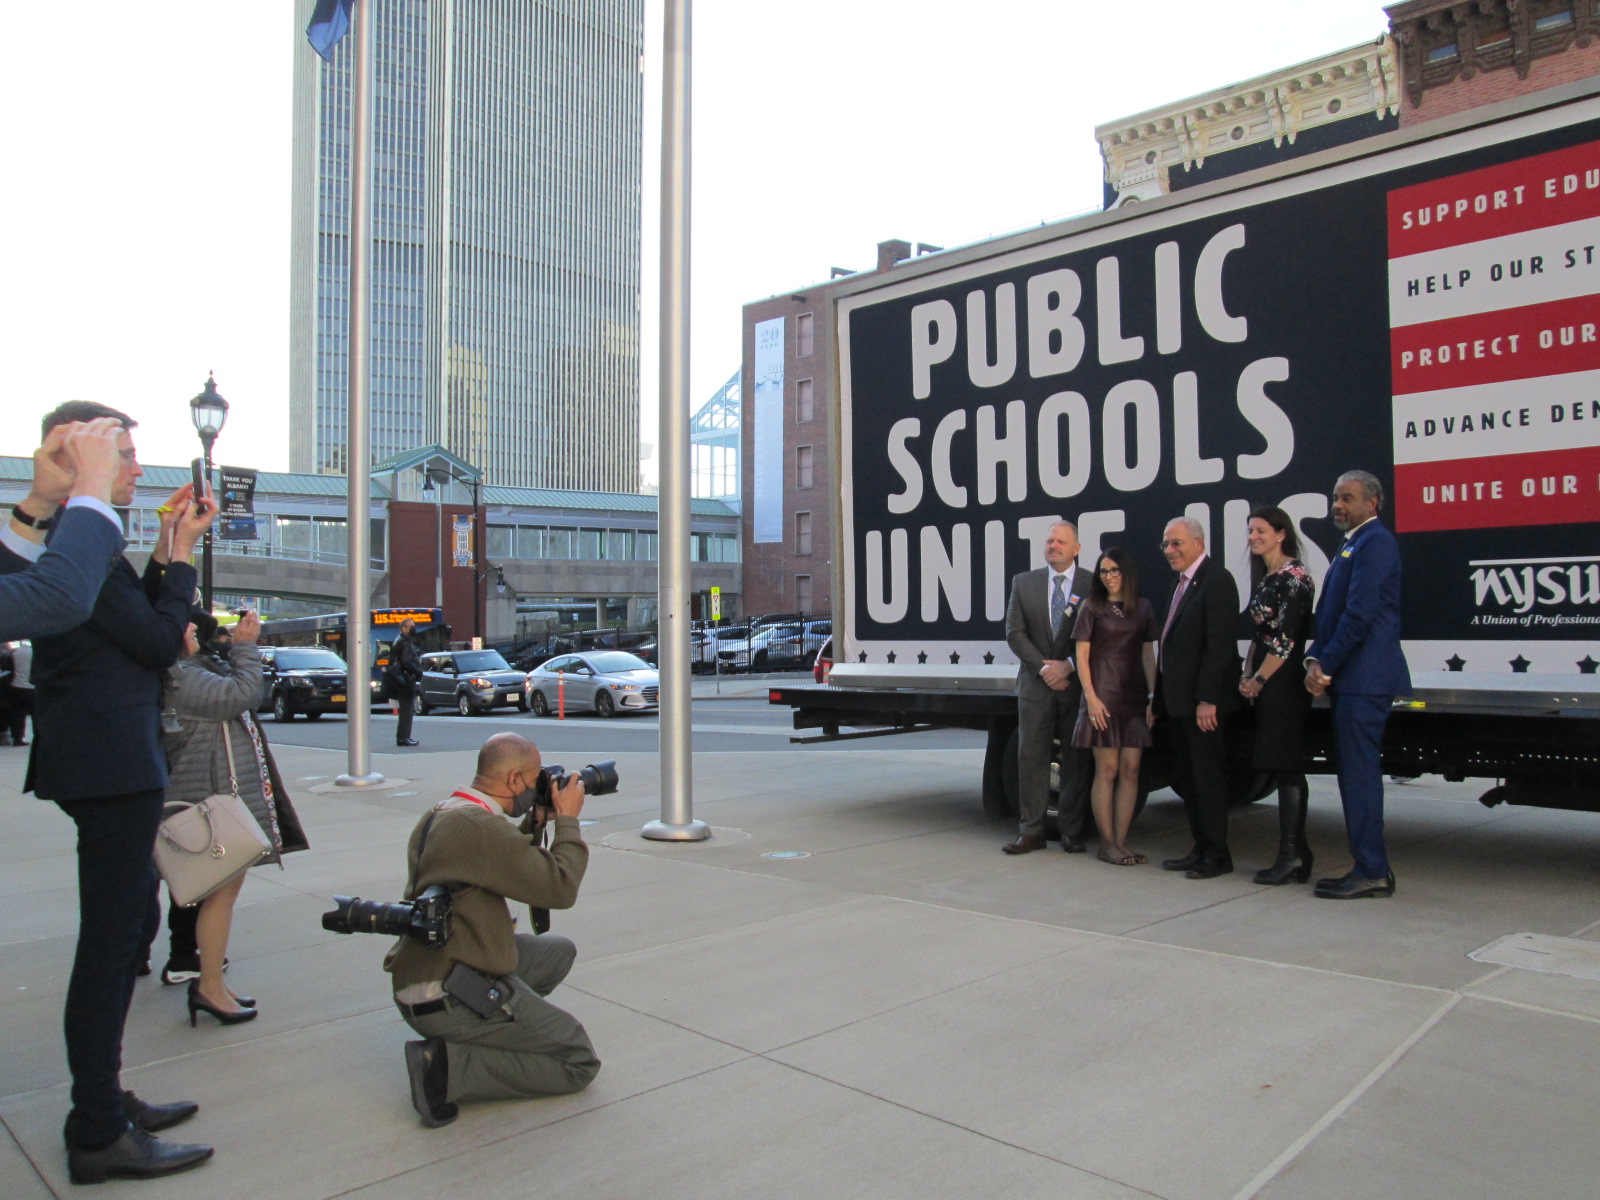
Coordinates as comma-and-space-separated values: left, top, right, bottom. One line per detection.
1389, 0, 1600, 124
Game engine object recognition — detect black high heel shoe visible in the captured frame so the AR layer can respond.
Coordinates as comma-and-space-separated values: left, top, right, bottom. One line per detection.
187, 981, 258, 1027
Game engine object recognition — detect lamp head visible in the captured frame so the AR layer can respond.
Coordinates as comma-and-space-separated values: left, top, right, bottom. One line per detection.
189, 373, 229, 442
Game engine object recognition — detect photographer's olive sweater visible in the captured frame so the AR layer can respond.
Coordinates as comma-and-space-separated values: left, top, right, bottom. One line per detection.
384, 796, 588, 991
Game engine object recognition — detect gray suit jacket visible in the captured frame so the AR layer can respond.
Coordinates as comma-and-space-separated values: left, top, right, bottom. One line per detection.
1006, 565, 1094, 700
0, 505, 126, 642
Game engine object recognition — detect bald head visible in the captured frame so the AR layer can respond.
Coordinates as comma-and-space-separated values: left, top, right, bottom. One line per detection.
474, 732, 541, 787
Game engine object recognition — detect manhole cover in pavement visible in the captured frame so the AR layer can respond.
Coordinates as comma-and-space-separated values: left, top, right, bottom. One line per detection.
1469, 932, 1600, 981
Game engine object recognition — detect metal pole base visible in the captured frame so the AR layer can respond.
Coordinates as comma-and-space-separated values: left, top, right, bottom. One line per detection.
641, 819, 711, 842
335, 772, 389, 788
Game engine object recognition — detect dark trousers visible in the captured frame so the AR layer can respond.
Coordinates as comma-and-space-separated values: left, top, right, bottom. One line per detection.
1330, 693, 1394, 878
1016, 683, 1091, 839
56, 790, 165, 1147
1167, 715, 1231, 860
393, 682, 416, 743
8, 686, 32, 743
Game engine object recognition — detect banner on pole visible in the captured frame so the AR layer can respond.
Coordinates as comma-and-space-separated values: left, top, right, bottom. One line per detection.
217, 466, 259, 541
453, 513, 474, 566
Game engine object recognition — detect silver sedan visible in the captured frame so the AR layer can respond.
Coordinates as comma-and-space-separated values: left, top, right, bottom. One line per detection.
524, 650, 660, 717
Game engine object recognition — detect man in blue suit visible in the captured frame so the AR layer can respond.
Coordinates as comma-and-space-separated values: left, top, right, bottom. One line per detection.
1305, 470, 1411, 900
0, 418, 128, 641
1, 401, 218, 1183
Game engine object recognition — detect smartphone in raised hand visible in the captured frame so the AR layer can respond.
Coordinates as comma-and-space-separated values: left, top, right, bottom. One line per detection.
191, 458, 210, 514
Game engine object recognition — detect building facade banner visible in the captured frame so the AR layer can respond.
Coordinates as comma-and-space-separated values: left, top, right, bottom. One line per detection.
453, 513, 474, 567
217, 466, 259, 541
752, 316, 786, 543
838, 120, 1600, 673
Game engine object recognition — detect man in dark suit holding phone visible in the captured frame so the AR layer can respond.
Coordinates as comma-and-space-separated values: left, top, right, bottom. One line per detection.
1305, 470, 1411, 900
1002, 521, 1095, 855
3, 401, 218, 1184
1155, 517, 1242, 879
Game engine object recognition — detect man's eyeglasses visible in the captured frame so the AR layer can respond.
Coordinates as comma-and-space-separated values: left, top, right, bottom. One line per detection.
1159, 538, 1191, 549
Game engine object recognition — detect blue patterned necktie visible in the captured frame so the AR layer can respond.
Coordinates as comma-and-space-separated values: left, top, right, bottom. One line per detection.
1050, 574, 1067, 637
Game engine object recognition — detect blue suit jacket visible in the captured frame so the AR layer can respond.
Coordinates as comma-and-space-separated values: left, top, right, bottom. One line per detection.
23, 554, 197, 802
0, 506, 126, 642
1307, 518, 1411, 697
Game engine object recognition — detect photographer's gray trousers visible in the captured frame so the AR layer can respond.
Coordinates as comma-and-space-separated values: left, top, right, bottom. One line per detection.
401, 933, 600, 1102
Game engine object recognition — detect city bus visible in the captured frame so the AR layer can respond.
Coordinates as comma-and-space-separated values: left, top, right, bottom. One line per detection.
259, 607, 451, 698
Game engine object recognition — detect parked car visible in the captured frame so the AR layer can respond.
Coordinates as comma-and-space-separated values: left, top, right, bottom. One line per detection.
700, 626, 751, 672
746, 619, 832, 671
813, 637, 834, 684
525, 650, 660, 717
260, 645, 351, 722
415, 649, 529, 716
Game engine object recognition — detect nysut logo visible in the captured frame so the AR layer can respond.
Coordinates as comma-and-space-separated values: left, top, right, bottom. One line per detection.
1469, 555, 1600, 624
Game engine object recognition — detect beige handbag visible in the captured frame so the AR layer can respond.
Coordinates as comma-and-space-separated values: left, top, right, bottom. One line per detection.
154, 723, 272, 907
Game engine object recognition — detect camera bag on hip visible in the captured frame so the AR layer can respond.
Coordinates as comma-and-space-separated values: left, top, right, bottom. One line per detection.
443, 962, 510, 1017
154, 723, 272, 907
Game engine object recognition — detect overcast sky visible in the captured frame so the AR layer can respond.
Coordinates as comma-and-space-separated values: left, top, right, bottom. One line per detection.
2, 1, 1389, 481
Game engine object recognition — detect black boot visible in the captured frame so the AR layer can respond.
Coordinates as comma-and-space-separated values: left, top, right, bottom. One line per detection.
1254, 775, 1313, 885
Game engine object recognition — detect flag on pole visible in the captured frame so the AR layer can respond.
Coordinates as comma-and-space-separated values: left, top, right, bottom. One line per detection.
306, 0, 353, 60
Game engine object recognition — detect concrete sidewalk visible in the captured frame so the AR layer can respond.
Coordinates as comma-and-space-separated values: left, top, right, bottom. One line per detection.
2, 739, 1598, 1199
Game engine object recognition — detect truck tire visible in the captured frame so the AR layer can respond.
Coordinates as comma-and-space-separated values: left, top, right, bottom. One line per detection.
996, 727, 1021, 819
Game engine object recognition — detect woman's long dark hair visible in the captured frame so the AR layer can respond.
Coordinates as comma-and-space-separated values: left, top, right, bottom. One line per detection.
1087, 546, 1139, 613
1247, 505, 1302, 586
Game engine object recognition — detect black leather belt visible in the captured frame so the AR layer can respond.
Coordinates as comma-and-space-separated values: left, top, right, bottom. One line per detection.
397, 996, 448, 1018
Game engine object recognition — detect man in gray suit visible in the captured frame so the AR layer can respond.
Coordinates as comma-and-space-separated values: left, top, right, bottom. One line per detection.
1003, 520, 1094, 855
0, 418, 126, 642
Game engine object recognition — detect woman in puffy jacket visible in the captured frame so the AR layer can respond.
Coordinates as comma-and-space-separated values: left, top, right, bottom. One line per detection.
162, 608, 308, 1025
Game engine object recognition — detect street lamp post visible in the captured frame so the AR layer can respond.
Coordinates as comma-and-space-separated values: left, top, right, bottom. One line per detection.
189, 374, 230, 611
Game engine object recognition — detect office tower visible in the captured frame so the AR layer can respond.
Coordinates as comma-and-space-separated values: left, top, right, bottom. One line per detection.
289, 0, 643, 490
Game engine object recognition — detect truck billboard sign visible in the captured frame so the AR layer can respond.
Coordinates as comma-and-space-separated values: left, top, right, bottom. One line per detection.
838, 106, 1600, 675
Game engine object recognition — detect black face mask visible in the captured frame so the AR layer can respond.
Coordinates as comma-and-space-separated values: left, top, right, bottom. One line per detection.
509, 777, 541, 820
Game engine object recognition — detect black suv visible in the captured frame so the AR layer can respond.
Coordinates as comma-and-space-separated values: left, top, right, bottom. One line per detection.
416, 649, 529, 716
259, 645, 350, 722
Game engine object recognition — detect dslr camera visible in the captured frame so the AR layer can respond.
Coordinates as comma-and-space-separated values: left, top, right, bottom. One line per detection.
535, 759, 619, 805
322, 884, 454, 947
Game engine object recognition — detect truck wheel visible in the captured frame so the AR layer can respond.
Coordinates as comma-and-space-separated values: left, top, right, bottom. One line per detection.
997, 728, 1020, 819
272, 693, 294, 723
531, 691, 550, 716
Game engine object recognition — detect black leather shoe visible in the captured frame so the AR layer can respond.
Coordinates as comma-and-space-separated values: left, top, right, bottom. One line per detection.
123, 1092, 198, 1134
1314, 872, 1396, 899
397, 738, 420, 747
1060, 837, 1087, 854
67, 1125, 213, 1185
405, 1039, 458, 1128
1161, 850, 1205, 872
1185, 857, 1234, 880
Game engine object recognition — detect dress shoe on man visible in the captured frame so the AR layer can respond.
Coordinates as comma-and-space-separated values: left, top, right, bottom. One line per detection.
1314, 871, 1396, 899
1001, 833, 1047, 855
1060, 836, 1087, 854
405, 1039, 459, 1128
67, 1124, 213, 1185
397, 738, 420, 747
1161, 849, 1205, 872
122, 1091, 199, 1133
1184, 857, 1234, 880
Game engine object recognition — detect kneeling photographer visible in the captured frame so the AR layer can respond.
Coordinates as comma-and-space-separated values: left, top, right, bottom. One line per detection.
366, 732, 601, 1126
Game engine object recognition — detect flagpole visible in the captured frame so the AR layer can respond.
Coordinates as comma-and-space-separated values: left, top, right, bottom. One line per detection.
337, 0, 384, 788
644, 0, 707, 841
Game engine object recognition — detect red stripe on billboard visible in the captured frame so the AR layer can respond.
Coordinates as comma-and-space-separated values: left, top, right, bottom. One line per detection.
1390, 293, 1600, 394
1394, 445, 1600, 531
1388, 139, 1600, 257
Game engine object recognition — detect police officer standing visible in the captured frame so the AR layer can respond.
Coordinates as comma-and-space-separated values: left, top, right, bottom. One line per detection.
388, 733, 600, 1127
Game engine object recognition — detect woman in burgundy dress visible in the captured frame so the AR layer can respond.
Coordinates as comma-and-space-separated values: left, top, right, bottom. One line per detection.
1071, 547, 1159, 866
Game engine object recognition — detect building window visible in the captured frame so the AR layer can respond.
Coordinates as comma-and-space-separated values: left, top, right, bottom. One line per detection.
796, 574, 812, 614
796, 312, 814, 357
795, 511, 812, 556
796, 378, 814, 423
796, 444, 813, 489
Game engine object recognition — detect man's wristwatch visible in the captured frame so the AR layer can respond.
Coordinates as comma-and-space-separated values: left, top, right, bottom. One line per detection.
11, 505, 55, 531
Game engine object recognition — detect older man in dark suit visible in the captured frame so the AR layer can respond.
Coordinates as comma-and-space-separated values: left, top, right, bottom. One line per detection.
1002, 520, 1095, 855
0, 401, 217, 1184
0, 418, 127, 641
1305, 470, 1411, 900
1155, 516, 1241, 879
